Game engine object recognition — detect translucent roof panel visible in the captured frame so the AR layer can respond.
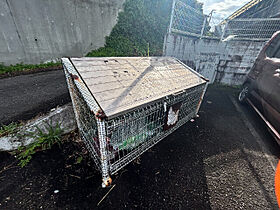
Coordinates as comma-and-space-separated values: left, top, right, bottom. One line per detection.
70, 57, 207, 118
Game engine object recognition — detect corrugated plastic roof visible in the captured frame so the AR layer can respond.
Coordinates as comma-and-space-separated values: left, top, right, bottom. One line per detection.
70, 57, 206, 118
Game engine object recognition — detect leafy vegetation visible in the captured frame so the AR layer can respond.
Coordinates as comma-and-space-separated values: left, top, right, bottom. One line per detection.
17, 123, 63, 167
87, 0, 173, 57
0, 122, 21, 137
87, 0, 203, 57
0, 0, 203, 75
0, 62, 61, 75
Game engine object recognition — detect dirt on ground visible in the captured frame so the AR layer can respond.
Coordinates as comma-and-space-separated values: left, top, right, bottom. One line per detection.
0, 85, 279, 209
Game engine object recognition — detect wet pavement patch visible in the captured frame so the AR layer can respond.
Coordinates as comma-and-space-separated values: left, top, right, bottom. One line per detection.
0, 85, 279, 209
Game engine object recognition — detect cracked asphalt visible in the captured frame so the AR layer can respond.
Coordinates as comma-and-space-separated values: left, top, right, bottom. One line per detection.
0, 84, 279, 209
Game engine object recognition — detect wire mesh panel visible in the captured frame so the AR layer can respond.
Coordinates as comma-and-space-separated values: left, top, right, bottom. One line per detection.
63, 60, 102, 171
168, 0, 280, 41
170, 0, 205, 37
62, 57, 208, 187
222, 18, 280, 41
105, 84, 205, 175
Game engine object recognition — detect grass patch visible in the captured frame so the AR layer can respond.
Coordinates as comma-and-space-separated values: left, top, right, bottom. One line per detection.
17, 122, 63, 167
0, 62, 62, 75
0, 122, 21, 137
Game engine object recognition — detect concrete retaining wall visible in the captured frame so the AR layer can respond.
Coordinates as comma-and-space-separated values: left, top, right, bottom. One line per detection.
0, 103, 76, 151
164, 33, 266, 86
0, 0, 125, 65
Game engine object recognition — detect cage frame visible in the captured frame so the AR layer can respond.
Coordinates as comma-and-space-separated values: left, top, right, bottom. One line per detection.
62, 57, 208, 187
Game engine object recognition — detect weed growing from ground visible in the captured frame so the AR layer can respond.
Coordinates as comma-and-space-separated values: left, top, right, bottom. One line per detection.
17, 122, 63, 167
0, 62, 61, 75
0, 122, 21, 137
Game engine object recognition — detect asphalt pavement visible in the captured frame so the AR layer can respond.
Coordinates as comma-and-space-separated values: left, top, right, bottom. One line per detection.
0, 70, 70, 125
0, 85, 279, 209
99, 85, 279, 209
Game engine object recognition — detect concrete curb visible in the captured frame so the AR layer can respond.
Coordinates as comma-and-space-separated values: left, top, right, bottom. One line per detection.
0, 103, 76, 151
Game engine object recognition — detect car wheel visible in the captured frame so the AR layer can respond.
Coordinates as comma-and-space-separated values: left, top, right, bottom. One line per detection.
238, 84, 250, 104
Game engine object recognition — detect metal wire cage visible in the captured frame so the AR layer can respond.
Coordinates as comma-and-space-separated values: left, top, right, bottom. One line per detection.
62, 57, 208, 187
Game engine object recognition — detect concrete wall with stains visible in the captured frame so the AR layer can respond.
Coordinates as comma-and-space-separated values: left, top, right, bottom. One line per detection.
164, 33, 266, 86
0, 0, 125, 65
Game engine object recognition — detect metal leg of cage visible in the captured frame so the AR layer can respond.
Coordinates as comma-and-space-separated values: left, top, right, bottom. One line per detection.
64, 67, 111, 187
96, 118, 112, 188
195, 83, 208, 117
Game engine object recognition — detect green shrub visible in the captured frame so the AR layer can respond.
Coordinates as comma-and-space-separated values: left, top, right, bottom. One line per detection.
87, 0, 173, 57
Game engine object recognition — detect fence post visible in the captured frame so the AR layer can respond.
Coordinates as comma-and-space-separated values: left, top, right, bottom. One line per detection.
168, 0, 176, 34
200, 15, 207, 38
221, 22, 228, 40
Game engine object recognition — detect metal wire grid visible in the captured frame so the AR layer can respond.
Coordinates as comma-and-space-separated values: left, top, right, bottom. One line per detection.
61, 58, 101, 114
223, 18, 280, 41
64, 68, 102, 171
170, 0, 205, 36
169, 0, 280, 41
63, 57, 206, 183
105, 84, 205, 174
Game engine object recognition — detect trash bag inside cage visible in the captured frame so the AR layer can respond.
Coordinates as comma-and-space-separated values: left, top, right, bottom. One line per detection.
109, 115, 161, 151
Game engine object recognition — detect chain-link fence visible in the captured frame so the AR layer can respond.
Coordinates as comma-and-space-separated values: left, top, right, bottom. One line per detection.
169, 0, 280, 41
222, 18, 280, 41
169, 0, 206, 37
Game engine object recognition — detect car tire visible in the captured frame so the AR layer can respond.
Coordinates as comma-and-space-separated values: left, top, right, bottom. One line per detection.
238, 83, 250, 104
